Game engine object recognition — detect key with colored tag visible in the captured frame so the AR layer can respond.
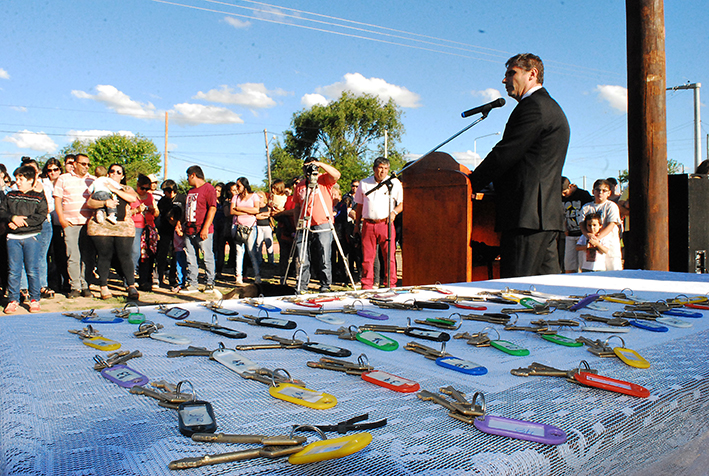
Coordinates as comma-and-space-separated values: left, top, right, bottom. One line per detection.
288, 426, 371, 464
435, 356, 488, 375
656, 316, 692, 328
629, 319, 669, 332
361, 369, 420, 393
541, 334, 584, 347
315, 326, 399, 352
572, 371, 650, 398
606, 335, 650, 368
474, 415, 567, 445
210, 348, 260, 376
100, 364, 149, 388
157, 304, 190, 320
269, 383, 337, 410
69, 326, 121, 351
228, 313, 297, 330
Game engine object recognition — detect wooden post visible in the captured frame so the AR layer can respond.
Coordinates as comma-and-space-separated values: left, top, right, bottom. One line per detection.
625, 0, 669, 270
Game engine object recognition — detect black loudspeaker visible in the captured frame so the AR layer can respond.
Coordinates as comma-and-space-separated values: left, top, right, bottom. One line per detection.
668, 174, 709, 273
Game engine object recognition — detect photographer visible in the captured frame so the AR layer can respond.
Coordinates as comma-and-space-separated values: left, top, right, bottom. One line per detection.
292, 157, 340, 293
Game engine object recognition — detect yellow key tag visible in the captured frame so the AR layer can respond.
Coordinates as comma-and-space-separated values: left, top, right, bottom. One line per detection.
269, 383, 337, 410
289, 432, 372, 464
83, 336, 121, 352
606, 335, 650, 369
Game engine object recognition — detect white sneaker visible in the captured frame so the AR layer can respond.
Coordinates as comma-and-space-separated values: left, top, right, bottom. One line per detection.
106, 214, 118, 225
95, 210, 105, 224
235, 276, 244, 284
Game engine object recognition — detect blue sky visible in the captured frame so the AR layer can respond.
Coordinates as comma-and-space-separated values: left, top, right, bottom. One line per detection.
1, 0, 706, 189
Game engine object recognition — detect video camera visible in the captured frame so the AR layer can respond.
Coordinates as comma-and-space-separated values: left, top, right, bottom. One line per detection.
303, 160, 319, 186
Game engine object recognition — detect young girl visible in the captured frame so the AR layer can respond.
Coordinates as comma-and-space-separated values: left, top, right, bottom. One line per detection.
576, 213, 617, 272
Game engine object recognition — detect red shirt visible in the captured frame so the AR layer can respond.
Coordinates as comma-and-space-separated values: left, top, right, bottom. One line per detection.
293, 175, 335, 226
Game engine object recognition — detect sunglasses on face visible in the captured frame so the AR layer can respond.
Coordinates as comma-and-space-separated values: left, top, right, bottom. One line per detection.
109, 169, 123, 174
139, 186, 151, 191
77, 162, 90, 167
47, 168, 61, 172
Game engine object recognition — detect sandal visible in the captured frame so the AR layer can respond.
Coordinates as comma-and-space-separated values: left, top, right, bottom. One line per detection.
40, 287, 55, 299
100, 287, 113, 300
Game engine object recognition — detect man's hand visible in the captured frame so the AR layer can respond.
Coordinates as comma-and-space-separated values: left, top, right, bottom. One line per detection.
11, 215, 28, 228
200, 228, 209, 241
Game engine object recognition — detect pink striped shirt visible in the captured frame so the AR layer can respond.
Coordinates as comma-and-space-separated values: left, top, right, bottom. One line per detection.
53, 171, 95, 225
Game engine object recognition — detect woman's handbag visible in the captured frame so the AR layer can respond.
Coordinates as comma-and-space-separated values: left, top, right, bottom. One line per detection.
232, 224, 252, 244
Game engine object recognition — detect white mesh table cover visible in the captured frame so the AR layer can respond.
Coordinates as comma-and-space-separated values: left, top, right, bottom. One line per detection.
2, 270, 709, 476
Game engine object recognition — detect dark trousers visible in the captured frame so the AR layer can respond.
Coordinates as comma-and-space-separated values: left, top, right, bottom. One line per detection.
91, 235, 135, 287
500, 229, 561, 278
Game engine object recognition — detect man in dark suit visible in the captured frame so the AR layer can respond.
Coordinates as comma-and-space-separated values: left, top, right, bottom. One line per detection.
469, 53, 570, 278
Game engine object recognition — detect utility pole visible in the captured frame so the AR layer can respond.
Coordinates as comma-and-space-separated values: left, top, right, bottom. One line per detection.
384, 129, 388, 159
264, 129, 272, 190
164, 112, 168, 180
667, 83, 702, 170
625, 0, 669, 270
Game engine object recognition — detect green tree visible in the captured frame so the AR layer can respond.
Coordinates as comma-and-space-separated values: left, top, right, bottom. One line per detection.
269, 91, 406, 187
61, 133, 162, 185
618, 158, 686, 185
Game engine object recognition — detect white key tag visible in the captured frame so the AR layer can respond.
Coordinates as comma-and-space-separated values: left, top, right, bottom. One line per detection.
656, 316, 692, 328
605, 335, 650, 369
151, 333, 192, 345
210, 348, 260, 376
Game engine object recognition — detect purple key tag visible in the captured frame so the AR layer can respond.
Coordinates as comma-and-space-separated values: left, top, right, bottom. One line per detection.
357, 309, 389, 320
474, 414, 567, 445
100, 364, 149, 388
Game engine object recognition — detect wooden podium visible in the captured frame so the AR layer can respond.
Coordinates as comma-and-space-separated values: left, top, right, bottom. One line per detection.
401, 152, 500, 286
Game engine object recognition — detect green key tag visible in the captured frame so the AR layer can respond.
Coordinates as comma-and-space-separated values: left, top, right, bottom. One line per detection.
128, 313, 146, 324
490, 339, 529, 356
614, 346, 650, 369
269, 383, 337, 410
83, 336, 122, 352
355, 330, 399, 351
520, 297, 545, 309
426, 317, 458, 326
541, 334, 583, 347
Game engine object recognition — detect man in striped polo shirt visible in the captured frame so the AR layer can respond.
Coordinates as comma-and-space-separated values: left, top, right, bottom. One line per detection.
53, 154, 96, 298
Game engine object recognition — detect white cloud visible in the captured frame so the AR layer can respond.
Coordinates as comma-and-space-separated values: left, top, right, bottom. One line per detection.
72, 85, 161, 120
313, 73, 421, 108
473, 88, 503, 102
3, 130, 57, 152
452, 150, 483, 171
0, 68, 9, 80
194, 83, 287, 108
67, 130, 135, 142
224, 16, 251, 28
301, 93, 328, 108
11, 106, 27, 112
252, 6, 296, 23
170, 103, 244, 125
596, 85, 627, 113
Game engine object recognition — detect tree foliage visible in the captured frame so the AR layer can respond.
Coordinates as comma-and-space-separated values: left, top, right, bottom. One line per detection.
268, 91, 406, 187
618, 158, 685, 185
61, 134, 162, 186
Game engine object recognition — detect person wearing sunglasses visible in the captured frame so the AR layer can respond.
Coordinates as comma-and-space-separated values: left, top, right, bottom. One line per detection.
53, 153, 96, 298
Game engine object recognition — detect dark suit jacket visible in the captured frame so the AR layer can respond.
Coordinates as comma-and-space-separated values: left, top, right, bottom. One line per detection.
470, 87, 570, 232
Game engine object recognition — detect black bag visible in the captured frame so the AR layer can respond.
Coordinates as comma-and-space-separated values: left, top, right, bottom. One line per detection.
232, 224, 252, 244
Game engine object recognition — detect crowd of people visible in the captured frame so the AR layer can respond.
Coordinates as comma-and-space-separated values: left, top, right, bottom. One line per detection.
0, 154, 403, 313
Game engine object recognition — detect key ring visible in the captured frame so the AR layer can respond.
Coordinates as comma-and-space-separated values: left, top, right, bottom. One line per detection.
604, 335, 625, 347
480, 326, 501, 340
471, 391, 487, 420
256, 308, 270, 318
269, 368, 293, 387
357, 354, 369, 367
290, 424, 327, 441
293, 329, 309, 342
176, 380, 196, 401
445, 313, 463, 330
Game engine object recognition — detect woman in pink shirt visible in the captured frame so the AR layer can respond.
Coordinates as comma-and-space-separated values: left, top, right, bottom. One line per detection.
229, 177, 261, 284
131, 174, 159, 291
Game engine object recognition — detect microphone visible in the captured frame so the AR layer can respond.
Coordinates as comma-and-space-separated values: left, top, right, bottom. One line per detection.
461, 97, 506, 118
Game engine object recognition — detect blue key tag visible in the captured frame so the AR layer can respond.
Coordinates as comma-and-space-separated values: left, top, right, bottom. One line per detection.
656, 316, 692, 328
541, 334, 584, 347
662, 309, 703, 318
210, 348, 259, 376
101, 364, 149, 388
629, 319, 669, 332
435, 356, 487, 375
82, 314, 124, 324
474, 415, 567, 445
355, 330, 398, 351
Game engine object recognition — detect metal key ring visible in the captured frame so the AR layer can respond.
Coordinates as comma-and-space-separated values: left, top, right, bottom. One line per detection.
211, 314, 219, 326
290, 425, 327, 441
604, 335, 625, 348
480, 326, 501, 340
293, 329, 309, 342
123, 302, 140, 314
576, 360, 592, 374
357, 354, 370, 367
471, 391, 487, 420
446, 313, 463, 330
270, 368, 293, 387
176, 380, 196, 401
256, 308, 270, 318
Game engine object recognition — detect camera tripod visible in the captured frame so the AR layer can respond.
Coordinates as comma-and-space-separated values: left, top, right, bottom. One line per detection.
282, 177, 357, 293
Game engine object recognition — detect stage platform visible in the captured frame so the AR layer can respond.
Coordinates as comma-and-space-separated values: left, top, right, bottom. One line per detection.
2, 270, 708, 475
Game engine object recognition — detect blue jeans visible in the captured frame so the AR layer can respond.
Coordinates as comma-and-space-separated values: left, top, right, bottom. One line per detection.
175, 250, 187, 287
132, 226, 143, 272
293, 223, 332, 293
233, 225, 260, 279
183, 233, 215, 287
21, 219, 52, 290
7, 235, 41, 303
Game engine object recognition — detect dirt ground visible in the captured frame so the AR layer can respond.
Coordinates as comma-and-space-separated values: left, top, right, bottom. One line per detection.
8, 251, 403, 315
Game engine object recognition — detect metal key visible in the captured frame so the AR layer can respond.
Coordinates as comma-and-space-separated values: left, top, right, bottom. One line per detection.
167, 346, 219, 358
191, 433, 306, 445
576, 336, 617, 357
580, 314, 629, 327
460, 313, 511, 325
453, 331, 491, 347
93, 350, 142, 371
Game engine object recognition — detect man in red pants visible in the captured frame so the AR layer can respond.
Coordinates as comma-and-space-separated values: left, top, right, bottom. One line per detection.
354, 157, 403, 289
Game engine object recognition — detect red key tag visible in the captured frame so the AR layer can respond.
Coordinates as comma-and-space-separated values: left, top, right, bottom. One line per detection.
361, 369, 420, 393
574, 371, 650, 398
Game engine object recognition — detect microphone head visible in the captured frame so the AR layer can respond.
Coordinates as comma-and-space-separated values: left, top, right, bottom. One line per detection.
495, 97, 506, 107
